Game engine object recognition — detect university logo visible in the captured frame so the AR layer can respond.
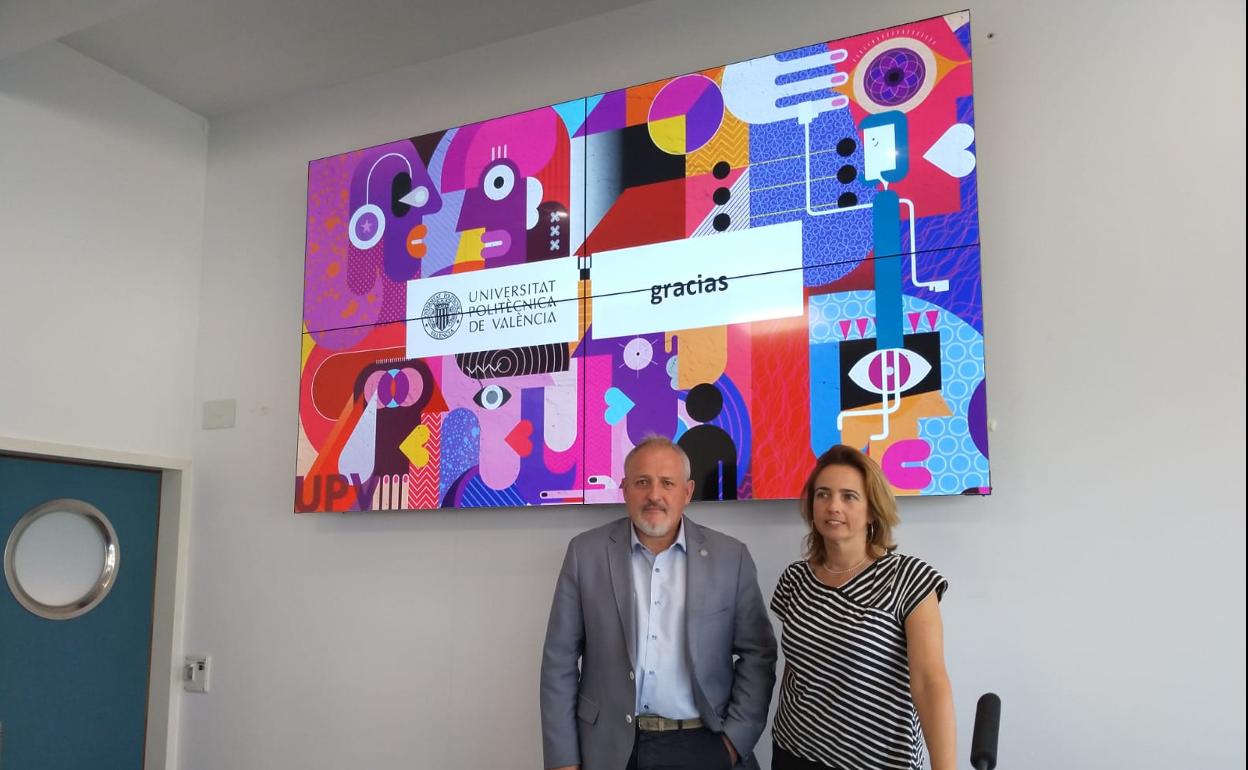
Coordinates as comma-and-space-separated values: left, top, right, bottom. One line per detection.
421, 291, 462, 340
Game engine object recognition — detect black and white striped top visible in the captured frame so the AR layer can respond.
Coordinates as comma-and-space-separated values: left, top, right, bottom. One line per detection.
770, 554, 948, 770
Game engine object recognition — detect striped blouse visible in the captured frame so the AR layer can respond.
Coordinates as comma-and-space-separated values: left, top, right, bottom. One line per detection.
770, 554, 948, 770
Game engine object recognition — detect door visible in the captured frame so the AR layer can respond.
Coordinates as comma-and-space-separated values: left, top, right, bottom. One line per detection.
0, 454, 161, 770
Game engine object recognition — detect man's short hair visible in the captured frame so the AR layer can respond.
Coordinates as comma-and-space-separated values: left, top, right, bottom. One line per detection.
623, 435, 691, 481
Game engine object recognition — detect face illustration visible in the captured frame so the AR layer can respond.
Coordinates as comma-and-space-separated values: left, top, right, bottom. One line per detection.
810, 463, 872, 549
623, 445, 694, 542
347, 145, 443, 284
439, 356, 556, 491
454, 158, 529, 265
439, 108, 564, 270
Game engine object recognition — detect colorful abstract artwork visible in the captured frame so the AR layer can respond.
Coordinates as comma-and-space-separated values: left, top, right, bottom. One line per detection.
297, 12, 989, 512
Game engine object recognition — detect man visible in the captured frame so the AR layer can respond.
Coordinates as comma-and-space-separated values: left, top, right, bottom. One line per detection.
540, 436, 777, 769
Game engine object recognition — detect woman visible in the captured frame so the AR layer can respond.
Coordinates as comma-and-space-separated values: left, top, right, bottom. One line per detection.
769, 445, 956, 770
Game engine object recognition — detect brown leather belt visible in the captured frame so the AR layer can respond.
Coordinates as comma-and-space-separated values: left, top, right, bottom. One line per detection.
636, 715, 704, 732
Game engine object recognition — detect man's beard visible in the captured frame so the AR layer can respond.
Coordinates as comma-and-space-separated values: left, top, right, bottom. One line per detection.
634, 509, 672, 538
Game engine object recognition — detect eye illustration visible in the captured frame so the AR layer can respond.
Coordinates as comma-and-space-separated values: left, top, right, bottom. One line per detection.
472, 384, 512, 410
482, 163, 516, 202
847, 348, 932, 395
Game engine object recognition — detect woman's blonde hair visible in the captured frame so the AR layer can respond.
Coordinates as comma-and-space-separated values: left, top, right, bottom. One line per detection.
799, 444, 900, 564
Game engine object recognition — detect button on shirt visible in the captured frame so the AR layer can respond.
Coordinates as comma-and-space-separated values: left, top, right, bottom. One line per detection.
630, 522, 698, 719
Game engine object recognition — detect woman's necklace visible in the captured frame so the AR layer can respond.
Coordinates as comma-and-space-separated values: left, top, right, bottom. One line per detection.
818, 553, 870, 575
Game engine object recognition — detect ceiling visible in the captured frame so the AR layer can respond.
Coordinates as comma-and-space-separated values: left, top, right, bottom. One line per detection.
1, 0, 652, 118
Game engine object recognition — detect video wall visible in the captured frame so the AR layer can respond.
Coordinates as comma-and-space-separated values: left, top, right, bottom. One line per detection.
297, 11, 988, 512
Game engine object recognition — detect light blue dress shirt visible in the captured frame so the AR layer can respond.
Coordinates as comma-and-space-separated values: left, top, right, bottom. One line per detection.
630, 521, 699, 719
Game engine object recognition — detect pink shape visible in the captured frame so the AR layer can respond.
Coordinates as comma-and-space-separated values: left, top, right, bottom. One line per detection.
880, 439, 933, 490
908, 312, 922, 333
926, 310, 940, 330
856, 317, 869, 337
583, 354, 615, 478
651, 76, 709, 120
440, 108, 560, 191
839, 320, 853, 339
610, 414, 633, 487
543, 441, 579, 474
868, 349, 911, 391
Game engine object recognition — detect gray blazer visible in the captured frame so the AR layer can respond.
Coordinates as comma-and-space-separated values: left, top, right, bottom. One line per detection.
540, 516, 777, 770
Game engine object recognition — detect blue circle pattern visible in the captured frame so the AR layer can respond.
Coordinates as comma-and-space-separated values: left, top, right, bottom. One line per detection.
808, 291, 988, 494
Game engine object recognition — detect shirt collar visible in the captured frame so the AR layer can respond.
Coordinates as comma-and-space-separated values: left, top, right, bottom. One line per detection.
630, 517, 686, 555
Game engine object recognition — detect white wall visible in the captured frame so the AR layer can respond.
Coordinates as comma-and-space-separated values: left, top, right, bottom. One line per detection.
183, 1, 1246, 769
0, 42, 207, 460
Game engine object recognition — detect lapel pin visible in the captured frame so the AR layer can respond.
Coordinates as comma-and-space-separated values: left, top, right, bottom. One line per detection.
700, 548, 708, 557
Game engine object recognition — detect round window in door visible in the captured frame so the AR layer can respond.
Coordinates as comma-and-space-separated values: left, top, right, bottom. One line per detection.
3, 498, 120, 620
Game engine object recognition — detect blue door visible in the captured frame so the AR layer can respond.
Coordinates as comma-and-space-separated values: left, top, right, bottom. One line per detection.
0, 455, 161, 770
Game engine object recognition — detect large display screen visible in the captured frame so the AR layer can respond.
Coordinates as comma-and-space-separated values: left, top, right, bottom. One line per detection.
297, 11, 988, 512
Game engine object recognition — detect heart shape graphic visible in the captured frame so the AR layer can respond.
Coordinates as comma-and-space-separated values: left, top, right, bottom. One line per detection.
400, 424, 432, 468
603, 387, 635, 425
923, 123, 976, 179
506, 420, 534, 457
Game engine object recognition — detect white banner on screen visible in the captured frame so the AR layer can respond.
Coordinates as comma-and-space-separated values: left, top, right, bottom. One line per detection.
590, 222, 804, 338
406, 256, 580, 358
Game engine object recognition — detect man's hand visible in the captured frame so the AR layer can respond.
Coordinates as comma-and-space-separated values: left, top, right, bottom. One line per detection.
722, 735, 739, 766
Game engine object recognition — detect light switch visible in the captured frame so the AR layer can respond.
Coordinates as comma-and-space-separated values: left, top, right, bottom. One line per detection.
184, 655, 212, 693
202, 399, 236, 430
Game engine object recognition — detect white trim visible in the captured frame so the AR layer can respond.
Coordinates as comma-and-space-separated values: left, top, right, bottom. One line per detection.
0, 435, 191, 770
0, 436, 189, 472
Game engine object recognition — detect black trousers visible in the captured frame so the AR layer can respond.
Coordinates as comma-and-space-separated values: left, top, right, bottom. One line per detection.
626, 725, 735, 770
771, 743, 837, 770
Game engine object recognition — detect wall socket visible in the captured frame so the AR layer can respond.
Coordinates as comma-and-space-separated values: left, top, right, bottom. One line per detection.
184, 655, 212, 693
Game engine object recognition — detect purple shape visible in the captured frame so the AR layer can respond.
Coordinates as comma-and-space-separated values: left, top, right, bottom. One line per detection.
607, 332, 677, 444
511, 387, 578, 501
348, 143, 443, 287
455, 158, 528, 266
685, 86, 725, 151
580, 90, 627, 137
304, 142, 443, 341
389, 372, 410, 405
863, 48, 927, 106
304, 152, 373, 344
353, 209, 380, 240
967, 379, 989, 459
